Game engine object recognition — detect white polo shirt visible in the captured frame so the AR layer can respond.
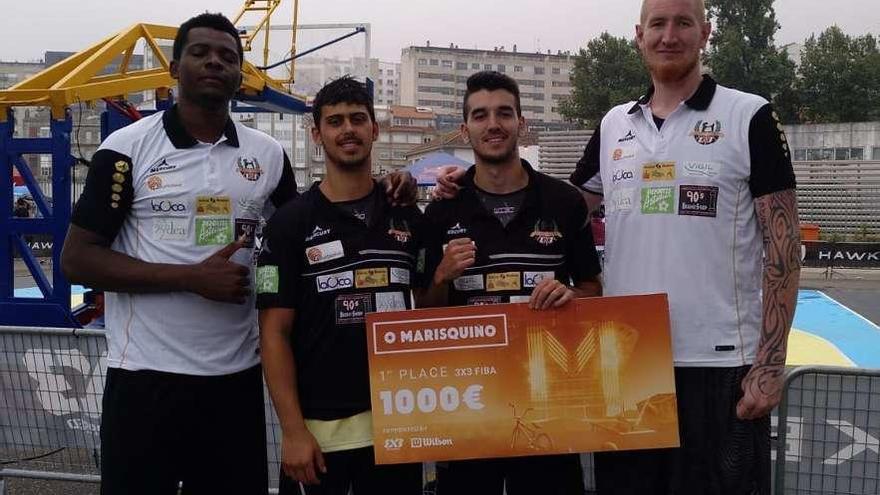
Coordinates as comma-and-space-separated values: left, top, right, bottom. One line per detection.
72, 105, 297, 375
571, 76, 795, 366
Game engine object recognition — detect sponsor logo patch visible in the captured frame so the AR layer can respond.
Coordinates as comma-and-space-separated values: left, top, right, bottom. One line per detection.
612, 147, 636, 161
376, 292, 407, 312
486, 272, 521, 292
237, 156, 262, 181
147, 158, 177, 175
617, 130, 636, 143
234, 218, 259, 248
640, 187, 675, 214
509, 295, 531, 304
682, 161, 721, 178
316, 271, 354, 293
388, 218, 412, 243
237, 198, 263, 217
356, 268, 389, 289
453, 274, 484, 291
690, 120, 724, 145
150, 199, 187, 215
152, 218, 188, 241
447, 222, 467, 235
523, 271, 555, 288
608, 187, 635, 214
305, 225, 331, 242
335, 293, 373, 324
467, 295, 505, 305
390, 267, 410, 285
642, 162, 676, 181
195, 218, 233, 246
678, 185, 719, 217
145, 175, 182, 191
611, 167, 636, 184
196, 196, 232, 216
114, 161, 130, 173
256, 266, 279, 294
306, 240, 345, 265
530, 220, 563, 246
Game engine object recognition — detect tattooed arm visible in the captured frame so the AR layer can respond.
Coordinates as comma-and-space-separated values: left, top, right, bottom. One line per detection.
737, 188, 801, 420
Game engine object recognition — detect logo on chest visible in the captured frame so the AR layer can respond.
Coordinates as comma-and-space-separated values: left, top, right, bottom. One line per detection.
690, 120, 724, 145
529, 219, 563, 246
388, 218, 412, 243
237, 156, 263, 181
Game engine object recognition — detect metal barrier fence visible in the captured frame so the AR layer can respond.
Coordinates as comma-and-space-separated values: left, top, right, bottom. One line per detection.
775, 366, 880, 495
4, 326, 877, 494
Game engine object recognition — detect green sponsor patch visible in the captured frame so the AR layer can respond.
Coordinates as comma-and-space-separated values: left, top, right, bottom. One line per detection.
256, 266, 279, 294
195, 218, 233, 246
640, 187, 675, 214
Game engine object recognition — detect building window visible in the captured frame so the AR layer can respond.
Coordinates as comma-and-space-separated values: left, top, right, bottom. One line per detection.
552, 67, 561, 75
430, 59, 439, 66
472, 63, 480, 69
418, 58, 427, 65
387, 79, 394, 85
456, 62, 468, 70
835, 148, 850, 160
514, 65, 523, 72
551, 80, 571, 87
484, 64, 492, 70
850, 147, 864, 160
534, 66, 545, 75
497, 64, 506, 72
387, 69, 394, 75
378, 69, 384, 75
873, 147, 880, 160
793, 148, 806, 161
379, 152, 390, 159
442, 60, 453, 68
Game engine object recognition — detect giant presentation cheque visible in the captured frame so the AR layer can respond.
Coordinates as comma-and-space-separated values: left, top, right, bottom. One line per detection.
365, 294, 680, 464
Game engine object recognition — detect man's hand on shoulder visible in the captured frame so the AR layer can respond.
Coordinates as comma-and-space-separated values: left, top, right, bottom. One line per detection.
432, 166, 466, 200
186, 237, 251, 304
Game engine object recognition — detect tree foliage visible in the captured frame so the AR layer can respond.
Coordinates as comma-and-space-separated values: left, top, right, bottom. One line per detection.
560, 32, 649, 128
796, 26, 880, 123
703, 0, 798, 121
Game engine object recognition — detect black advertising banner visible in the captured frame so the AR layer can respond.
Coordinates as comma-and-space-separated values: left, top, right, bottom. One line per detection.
802, 241, 880, 269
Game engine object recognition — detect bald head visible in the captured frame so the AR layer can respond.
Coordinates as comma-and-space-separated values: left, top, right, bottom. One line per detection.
640, 0, 707, 24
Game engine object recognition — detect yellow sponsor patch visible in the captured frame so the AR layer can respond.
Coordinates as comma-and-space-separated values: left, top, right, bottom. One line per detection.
356, 268, 389, 289
642, 162, 676, 181
486, 272, 521, 292
196, 196, 232, 216
114, 161, 130, 173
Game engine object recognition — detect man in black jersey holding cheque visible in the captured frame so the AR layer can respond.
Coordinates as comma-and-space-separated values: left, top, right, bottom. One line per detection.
256, 77, 426, 494
417, 71, 603, 495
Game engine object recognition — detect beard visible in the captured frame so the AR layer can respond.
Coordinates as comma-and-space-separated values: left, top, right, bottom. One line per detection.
324, 143, 372, 171
645, 52, 700, 83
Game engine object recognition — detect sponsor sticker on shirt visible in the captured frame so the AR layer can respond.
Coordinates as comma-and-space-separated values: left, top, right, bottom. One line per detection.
196, 196, 232, 216
486, 272, 521, 292
611, 147, 636, 161
306, 240, 344, 265
390, 267, 411, 285
509, 295, 531, 304
678, 185, 719, 218
335, 293, 373, 324
152, 218, 188, 242
195, 218, 233, 246
682, 161, 721, 178
453, 274, 484, 291
256, 266, 279, 294
234, 218, 259, 248
642, 162, 676, 181
316, 271, 355, 293
376, 292, 407, 312
607, 187, 635, 214
468, 295, 505, 306
356, 268, 389, 289
611, 167, 636, 185
641, 187, 675, 214
523, 271, 555, 288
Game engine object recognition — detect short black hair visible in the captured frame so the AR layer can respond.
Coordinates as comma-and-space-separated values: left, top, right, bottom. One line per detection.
311, 76, 376, 125
173, 12, 244, 64
462, 71, 522, 121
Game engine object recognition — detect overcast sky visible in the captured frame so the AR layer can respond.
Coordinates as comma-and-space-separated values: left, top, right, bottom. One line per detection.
3, 0, 878, 64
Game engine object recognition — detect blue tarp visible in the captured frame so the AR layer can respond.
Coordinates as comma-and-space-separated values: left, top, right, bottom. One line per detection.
406, 152, 471, 186
13, 185, 30, 198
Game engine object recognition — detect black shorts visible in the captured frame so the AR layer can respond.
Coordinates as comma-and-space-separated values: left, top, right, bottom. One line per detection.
278, 446, 422, 495
100, 365, 268, 495
436, 453, 584, 495
594, 366, 771, 495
